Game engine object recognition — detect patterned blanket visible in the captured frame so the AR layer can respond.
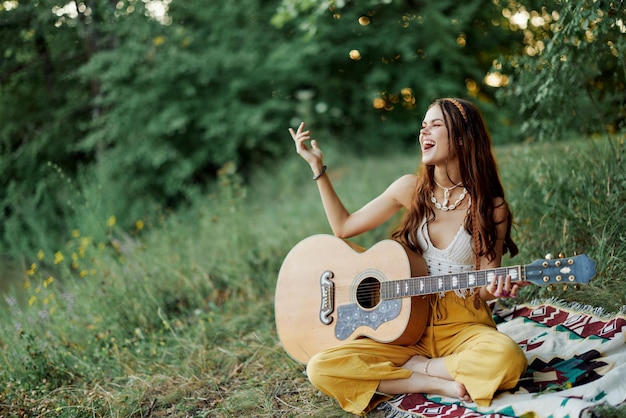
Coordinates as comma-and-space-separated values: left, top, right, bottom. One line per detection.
382, 301, 626, 418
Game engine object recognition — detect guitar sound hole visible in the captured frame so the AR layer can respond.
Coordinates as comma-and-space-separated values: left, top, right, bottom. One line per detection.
356, 277, 381, 309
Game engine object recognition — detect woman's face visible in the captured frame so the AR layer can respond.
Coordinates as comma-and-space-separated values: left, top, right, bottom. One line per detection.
419, 105, 456, 166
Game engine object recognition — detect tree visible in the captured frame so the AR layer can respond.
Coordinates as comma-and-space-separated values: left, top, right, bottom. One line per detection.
77, 1, 299, 201
272, 0, 524, 148
0, 1, 308, 255
0, 0, 100, 255
495, 0, 626, 144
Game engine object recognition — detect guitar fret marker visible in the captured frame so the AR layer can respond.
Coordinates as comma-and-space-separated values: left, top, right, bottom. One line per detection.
438, 278, 443, 289
468, 274, 476, 285
452, 276, 458, 288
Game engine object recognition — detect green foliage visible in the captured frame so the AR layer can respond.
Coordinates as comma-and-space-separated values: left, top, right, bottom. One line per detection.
590, 403, 626, 418
2, 0, 623, 260
77, 1, 296, 201
496, 0, 626, 143
274, 0, 521, 149
0, 0, 301, 256
0, 1, 93, 256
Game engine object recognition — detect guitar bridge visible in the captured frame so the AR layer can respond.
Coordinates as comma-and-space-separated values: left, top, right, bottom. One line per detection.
319, 271, 334, 325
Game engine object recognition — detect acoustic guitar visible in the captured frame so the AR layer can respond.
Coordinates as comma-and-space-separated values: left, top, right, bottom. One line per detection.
274, 234, 596, 364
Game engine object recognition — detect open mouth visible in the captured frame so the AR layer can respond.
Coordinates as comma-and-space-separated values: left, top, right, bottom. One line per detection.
422, 140, 435, 151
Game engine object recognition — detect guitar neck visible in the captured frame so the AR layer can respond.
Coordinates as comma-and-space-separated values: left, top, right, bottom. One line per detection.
380, 265, 525, 299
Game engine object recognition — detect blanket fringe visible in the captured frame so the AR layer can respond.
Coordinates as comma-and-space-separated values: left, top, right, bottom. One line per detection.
525, 297, 626, 319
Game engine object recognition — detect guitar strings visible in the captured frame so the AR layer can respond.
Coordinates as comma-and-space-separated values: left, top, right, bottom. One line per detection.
342, 267, 521, 297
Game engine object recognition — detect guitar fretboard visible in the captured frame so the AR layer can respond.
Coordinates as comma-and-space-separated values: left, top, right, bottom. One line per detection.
380, 266, 525, 299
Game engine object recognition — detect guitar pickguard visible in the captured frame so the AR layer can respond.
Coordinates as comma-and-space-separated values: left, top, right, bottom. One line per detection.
335, 300, 402, 340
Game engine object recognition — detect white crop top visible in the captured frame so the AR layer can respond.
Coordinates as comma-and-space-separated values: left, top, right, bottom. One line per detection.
416, 220, 476, 277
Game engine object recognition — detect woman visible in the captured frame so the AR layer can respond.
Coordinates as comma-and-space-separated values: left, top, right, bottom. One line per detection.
288, 98, 528, 416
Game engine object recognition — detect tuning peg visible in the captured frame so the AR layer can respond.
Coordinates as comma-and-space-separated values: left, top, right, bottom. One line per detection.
558, 252, 566, 258
562, 284, 568, 291
545, 253, 553, 260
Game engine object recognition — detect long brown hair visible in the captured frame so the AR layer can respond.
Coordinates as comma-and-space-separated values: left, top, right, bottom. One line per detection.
391, 98, 518, 262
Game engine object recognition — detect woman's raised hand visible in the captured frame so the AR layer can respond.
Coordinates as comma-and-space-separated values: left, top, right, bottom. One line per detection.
289, 122, 324, 169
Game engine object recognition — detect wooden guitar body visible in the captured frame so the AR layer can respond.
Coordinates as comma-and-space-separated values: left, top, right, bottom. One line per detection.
275, 235, 430, 364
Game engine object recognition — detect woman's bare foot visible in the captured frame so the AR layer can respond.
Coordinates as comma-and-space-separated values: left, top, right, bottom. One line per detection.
380, 355, 473, 403
428, 376, 472, 402
378, 372, 472, 403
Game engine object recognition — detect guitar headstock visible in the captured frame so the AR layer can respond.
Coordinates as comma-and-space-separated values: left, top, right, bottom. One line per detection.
525, 253, 596, 287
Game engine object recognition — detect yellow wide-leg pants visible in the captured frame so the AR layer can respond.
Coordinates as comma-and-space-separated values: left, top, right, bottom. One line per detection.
306, 294, 527, 416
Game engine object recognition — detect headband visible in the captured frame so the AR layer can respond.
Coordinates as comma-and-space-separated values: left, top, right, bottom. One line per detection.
445, 98, 468, 123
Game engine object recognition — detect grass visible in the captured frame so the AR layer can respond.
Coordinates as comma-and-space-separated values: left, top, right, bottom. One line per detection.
0, 136, 625, 417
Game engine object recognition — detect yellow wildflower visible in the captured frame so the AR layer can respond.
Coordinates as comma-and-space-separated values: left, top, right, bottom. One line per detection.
106, 215, 116, 228
53, 251, 64, 265
153, 36, 165, 46
80, 270, 87, 278
44, 276, 54, 288
28, 296, 37, 306
26, 263, 37, 276
37, 250, 45, 261
72, 229, 80, 238
135, 220, 144, 230
79, 237, 90, 257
